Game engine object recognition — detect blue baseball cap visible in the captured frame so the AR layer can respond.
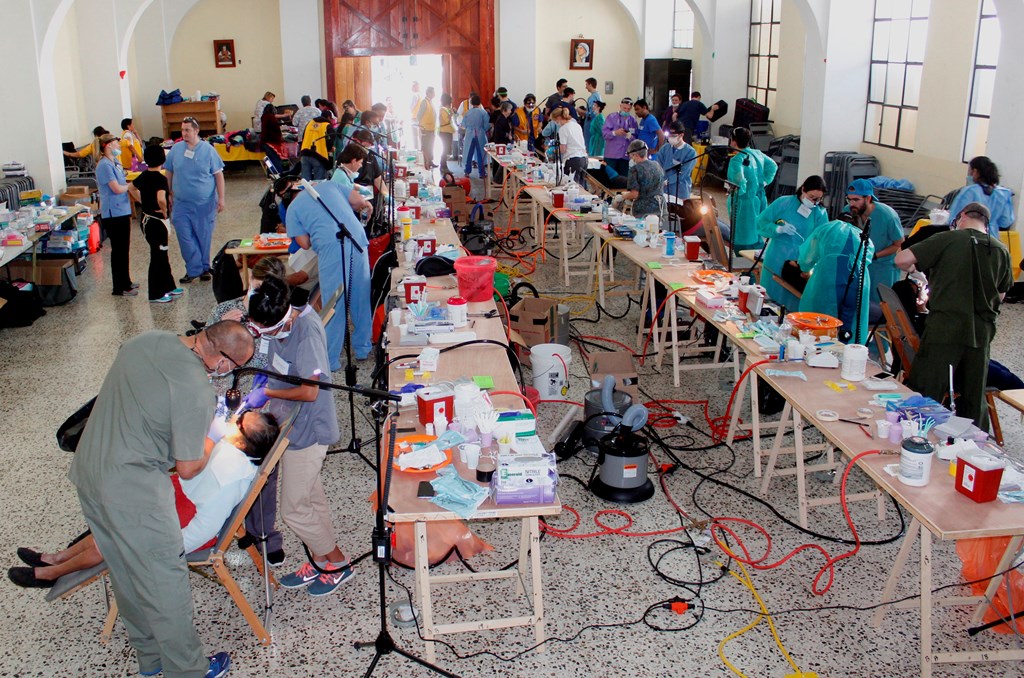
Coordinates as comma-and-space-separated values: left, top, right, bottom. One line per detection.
847, 179, 874, 197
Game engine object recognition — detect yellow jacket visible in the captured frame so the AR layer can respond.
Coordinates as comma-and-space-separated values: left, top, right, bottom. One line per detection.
416, 98, 436, 132
120, 131, 143, 169
301, 119, 331, 160
438, 107, 456, 134
514, 107, 543, 141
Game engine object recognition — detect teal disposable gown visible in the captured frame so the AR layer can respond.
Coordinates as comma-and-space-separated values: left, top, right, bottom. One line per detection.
798, 219, 875, 345
844, 201, 903, 301
727, 148, 778, 250
755, 195, 828, 312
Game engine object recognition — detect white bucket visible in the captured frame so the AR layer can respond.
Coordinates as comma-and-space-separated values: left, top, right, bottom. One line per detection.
531, 343, 572, 401
840, 343, 868, 382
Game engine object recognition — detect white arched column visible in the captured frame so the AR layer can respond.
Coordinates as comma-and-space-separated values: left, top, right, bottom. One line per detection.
990, 0, 1024, 221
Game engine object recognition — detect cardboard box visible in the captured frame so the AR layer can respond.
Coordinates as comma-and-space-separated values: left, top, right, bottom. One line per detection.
442, 186, 468, 222
6, 258, 73, 286
65, 185, 92, 196
59, 193, 95, 208
509, 297, 559, 367
587, 350, 640, 403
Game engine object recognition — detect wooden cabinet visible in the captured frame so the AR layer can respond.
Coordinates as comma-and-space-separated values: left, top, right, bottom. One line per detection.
160, 100, 224, 139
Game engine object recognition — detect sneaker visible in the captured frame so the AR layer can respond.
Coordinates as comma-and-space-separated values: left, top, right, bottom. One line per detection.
278, 561, 319, 589
204, 652, 230, 678
307, 564, 354, 597
139, 667, 162, 676
168, 288, 185, 296
199, 271, 213, 281
129, 283, 140, 290
113, 289, 139, 297
150, 295, 173, 303
267, 549, 286, 567
179, 274, 196, 284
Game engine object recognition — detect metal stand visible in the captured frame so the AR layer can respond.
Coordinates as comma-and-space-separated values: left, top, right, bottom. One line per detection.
840, 216, 872, 343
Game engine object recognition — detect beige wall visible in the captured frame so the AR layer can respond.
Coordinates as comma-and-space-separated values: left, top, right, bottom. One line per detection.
772, 0, 805, 137
859, 0, 979, 197
535, 0, 643, 104
169, 0, 284, 133
53, 4, 90, 146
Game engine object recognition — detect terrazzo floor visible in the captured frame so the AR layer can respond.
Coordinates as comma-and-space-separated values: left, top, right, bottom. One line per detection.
3, 166, 1024, 677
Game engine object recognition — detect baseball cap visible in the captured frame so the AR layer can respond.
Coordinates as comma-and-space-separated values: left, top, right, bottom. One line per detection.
847, 179, 875, 197
959, 201, 991, 225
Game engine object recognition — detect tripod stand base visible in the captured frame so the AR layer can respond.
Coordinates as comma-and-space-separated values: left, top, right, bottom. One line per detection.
355, 630, 459, 678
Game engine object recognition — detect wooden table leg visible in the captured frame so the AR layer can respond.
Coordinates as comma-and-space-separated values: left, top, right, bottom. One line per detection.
793, 410, 809, 529
872, 517, 920, 628
596, 239, 606, 307
920, 525, 933, 677
414, 521, 437, 664
516, 515, 530, 597
760, 401, 792, 494
239, 255, 250, 291
528, 517, 546, 651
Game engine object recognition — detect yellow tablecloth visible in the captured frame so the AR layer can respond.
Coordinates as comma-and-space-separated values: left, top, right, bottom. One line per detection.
214, 144, 266, 163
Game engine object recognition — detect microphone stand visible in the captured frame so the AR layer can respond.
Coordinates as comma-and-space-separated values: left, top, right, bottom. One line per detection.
226, 369, 452, 677
839, 216, 872, 344
302, 183, 365, 457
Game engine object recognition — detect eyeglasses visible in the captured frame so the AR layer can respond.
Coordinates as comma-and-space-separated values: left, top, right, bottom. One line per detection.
191, 338, 242, 375
247, 313, 289, 338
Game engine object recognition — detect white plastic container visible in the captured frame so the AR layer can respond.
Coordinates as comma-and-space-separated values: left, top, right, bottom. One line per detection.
530, 343, 572, 400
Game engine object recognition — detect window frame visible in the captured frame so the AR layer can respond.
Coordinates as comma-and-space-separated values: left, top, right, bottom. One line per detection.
746, 0, 781, 111
962, 0, 999, 163
673, 0, 695, 50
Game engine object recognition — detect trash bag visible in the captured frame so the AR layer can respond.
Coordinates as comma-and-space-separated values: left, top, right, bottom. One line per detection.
957, 536, 1024, 634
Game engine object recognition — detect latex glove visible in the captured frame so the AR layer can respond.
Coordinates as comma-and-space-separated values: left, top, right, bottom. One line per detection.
253, 373, 268, 389
242, 387, 269, 410
207, 416, 229, 443
776, 222, 799, 237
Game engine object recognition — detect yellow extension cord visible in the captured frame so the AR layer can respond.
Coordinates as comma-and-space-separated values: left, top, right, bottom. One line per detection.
716, 561, 806, 678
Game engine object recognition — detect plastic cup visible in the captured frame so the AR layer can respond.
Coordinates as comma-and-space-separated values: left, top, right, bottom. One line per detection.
498, 440, 512, 455
481, 431, 493, 448
476, 458, 496, 483
464, 444, 480, 470
876, 420, 891, 440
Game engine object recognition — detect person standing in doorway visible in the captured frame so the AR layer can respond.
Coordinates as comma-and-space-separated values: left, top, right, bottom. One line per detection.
438, 93, 456, 174
96, 134, 137, 297
460, 95, 490, 180
415, 86, 438, 169
164, 117, 226, 284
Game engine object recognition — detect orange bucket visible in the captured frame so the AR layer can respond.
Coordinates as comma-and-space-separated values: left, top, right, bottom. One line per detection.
785, 312, 842, 339
453, 255, 497, 302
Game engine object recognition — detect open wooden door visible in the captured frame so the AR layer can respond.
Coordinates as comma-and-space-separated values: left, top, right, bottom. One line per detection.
333, 56, 373, 108
324, 0, 494, 105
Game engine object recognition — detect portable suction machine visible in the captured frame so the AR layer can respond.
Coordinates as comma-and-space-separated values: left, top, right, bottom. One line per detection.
587, 376, 654, 503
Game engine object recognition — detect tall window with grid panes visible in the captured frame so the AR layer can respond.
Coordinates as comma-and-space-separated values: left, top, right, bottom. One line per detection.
747, 0, 781, 111
963, 0, 999, 162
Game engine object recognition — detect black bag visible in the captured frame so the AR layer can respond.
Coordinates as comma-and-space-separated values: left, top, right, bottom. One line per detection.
415, 255, 457, 277
211, 239, 244, 303
57, 397, 96, 452
732, 98, 770, 130
708, 100, 729, 122
0, 279, 46, 328
757, 379, 786, 416
37, 263, 78, 307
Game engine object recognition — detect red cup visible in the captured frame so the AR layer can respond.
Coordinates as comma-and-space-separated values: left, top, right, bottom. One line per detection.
552, 191, 565, 208
684, 235, 701, 261
409, 180, 419, 197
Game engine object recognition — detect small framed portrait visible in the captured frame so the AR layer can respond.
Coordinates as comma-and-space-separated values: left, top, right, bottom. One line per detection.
214, 40, 235, 68
570, 38, 594, 71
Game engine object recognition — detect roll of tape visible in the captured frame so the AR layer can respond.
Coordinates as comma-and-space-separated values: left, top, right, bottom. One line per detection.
816, 409, 839, 422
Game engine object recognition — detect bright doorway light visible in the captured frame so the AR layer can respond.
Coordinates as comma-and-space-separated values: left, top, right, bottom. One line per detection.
372, 54, 444, 153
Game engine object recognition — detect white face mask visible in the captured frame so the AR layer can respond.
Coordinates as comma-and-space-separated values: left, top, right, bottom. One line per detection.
967, 174, 974, 185
669, 136, 684, 149
801, 197, 816, 209
628, 159, 636, 169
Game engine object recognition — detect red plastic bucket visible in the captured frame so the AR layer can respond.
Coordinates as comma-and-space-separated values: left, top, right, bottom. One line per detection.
453, 255, 497, 302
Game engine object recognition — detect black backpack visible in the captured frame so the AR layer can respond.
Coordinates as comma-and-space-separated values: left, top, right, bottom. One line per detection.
211, 239, 244, 303
0, 279, 46, 328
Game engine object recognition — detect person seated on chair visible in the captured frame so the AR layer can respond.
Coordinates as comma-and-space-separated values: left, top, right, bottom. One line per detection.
614, 139, 665, 220
9, 411, 281, 588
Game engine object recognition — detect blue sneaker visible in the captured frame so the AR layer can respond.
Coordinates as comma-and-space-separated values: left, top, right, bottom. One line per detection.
278, 561, 320, 589
307, 564, 354, 597
168, 288, 185, 296
139, 668, 161, 676
205, 652, 230, 678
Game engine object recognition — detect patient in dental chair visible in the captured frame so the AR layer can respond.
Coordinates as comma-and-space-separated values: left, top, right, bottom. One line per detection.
8, 411, 280, 589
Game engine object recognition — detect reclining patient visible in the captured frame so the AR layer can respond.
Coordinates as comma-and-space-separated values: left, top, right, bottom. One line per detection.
9, 410, 280, 588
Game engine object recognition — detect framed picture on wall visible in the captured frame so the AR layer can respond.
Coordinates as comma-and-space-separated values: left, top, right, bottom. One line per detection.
570, 39, 594, 71
214, 40, 235, 68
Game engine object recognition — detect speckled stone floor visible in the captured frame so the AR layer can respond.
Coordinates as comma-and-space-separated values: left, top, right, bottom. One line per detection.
2, 166, 1023, 677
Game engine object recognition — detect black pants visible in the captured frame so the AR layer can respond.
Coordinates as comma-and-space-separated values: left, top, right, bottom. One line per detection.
105, 214, 132, 293
439, 132, 452, 172
142, 214, 176, 299
564, 156, 588, 184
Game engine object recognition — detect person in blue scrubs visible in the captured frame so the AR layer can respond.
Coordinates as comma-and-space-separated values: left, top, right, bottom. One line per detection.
164, 118, 225, 283
284, 181, 372, 368
655, 121, 697, 201
632, 99, 664, 152
755, 175, 829, 311
95, 134, 136, 296
460, 94, 490, 179
844, 179, 903, 302
798, 215, 875, 345
727, 126, 778, 251
947, 156, 1016, 238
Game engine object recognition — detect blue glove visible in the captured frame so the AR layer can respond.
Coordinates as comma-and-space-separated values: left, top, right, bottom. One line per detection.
776, 222, 799, 237
253, 373, 268, 389
242, 387, 269, 410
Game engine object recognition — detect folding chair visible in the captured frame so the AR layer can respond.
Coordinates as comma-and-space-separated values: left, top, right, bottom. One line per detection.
47, 406, 299, 646
319, 283, 346, 326
876, 284, 919, 382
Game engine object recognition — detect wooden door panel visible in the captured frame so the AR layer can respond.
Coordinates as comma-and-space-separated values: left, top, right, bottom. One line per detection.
333, 57, 373, 110
325, 0, 493, 105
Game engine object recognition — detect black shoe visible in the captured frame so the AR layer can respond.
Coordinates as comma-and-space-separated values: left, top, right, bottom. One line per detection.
8, 567, 55, 588
16, 548, 46, 568
236, 533, 257, 550
112, 289, 139, 297
179, 274, 196, 284
268, 549, 285, 567
199, 271, 212, 281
